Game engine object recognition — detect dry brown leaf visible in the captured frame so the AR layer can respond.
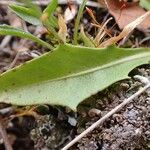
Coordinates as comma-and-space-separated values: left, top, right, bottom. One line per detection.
98, 0, 150, 30
99, 11, 150, 47
64, 5, 77, 23
94, 17, 113, 45
58, 14, 67, 43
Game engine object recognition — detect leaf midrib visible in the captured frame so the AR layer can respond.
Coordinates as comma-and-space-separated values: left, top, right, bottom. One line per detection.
30, 52, 150, 83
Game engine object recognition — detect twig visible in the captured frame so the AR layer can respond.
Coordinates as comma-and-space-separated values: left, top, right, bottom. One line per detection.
0, 0, 101, 8
7, 51, 20, 70
0, 122, 13, 150
139, 37, 150, 45
0, 36, 12, 49
62, 80, 150, 150
134, 75, 150, 85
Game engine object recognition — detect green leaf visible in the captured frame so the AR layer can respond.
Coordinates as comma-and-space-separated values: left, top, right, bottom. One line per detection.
73, 0, 87, 45
80, 26, 95, 47
42, 0, 58, 28
0, 25, 53, 49
21, 0, 41, 13
9, 4, 42, 25
43, 0, 58, 16
49, 15, 58, 28
140, 0, 150, 10
0, 44, 149, 110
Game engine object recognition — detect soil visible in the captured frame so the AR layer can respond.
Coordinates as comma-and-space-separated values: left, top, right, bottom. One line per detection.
76, 67, 150, 150
0, 1, 150, 150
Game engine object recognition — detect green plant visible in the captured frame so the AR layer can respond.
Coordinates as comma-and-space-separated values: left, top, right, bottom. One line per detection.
140, 0, 150, 10
8, 0, 60, 48
0, 0, 149, 110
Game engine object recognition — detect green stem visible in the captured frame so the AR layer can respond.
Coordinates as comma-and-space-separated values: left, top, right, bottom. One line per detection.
42, 19, 63, 44
80, 27, 95, 47
73, 0, 87, 45
36, 38, 54, 50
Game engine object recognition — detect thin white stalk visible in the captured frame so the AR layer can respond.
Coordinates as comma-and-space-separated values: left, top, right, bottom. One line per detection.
134, 75, 150, 85
62, 81, 150, 150
0, 36, 12, 49
94, 17, 113, 45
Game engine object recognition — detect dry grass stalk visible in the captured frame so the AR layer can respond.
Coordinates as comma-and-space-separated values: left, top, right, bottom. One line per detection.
99, 11, 150, 47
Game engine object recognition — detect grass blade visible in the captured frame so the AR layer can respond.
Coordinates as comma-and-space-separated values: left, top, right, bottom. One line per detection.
9, 4, 42, 25
0, 25, 53, 50
73, 0, 87, 45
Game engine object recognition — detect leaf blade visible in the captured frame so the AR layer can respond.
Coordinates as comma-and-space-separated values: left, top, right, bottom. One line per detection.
0, 25, 52, 49
9, 4, 42, 25
140, 0, 150, 10
0, 44, 149, 110
43, 0, 58, 16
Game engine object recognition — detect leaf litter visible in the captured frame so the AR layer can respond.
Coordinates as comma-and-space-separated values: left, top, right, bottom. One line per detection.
98, 0, 150, 30
99, 10, 150, 47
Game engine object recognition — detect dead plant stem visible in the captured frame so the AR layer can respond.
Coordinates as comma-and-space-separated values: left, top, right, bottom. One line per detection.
0, 122, 13, 150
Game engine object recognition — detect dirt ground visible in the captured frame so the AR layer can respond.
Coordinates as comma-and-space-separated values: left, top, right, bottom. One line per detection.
0, 1, 150, 150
